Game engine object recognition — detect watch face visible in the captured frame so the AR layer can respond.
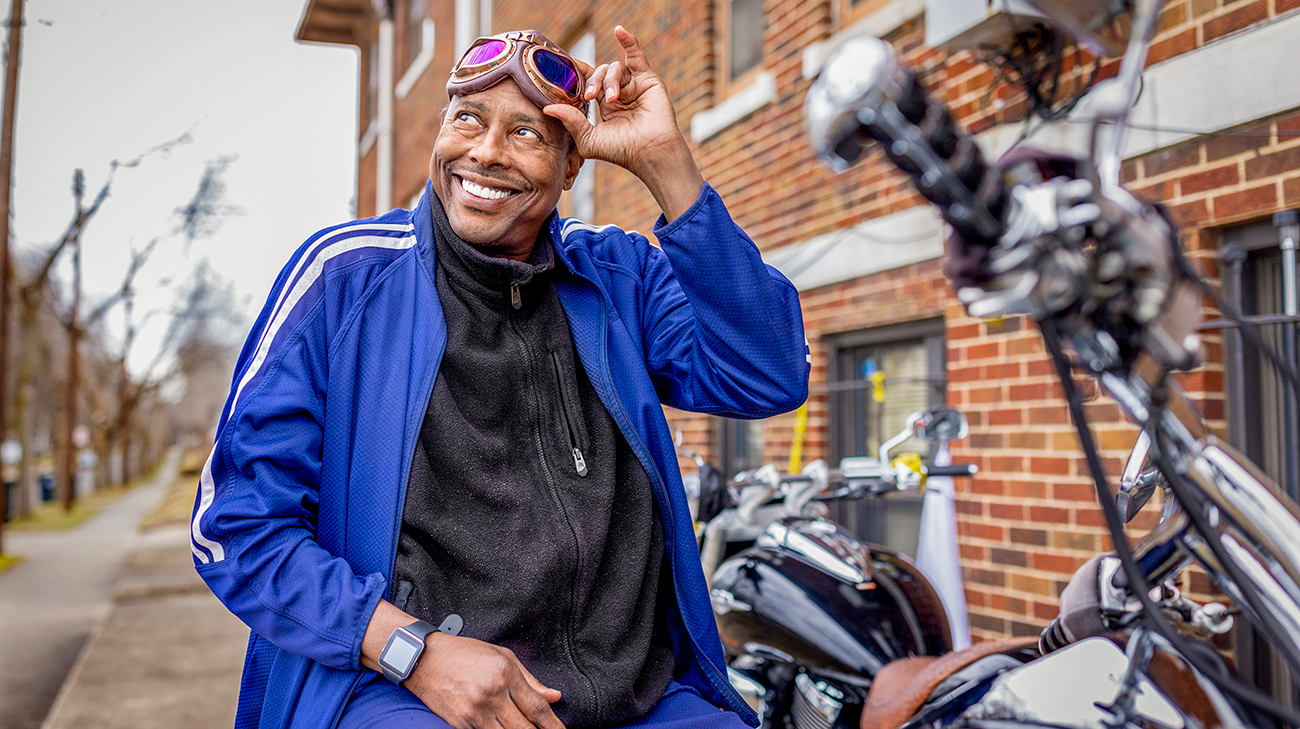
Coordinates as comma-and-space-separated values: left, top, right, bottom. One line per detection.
380, 630, 424, 678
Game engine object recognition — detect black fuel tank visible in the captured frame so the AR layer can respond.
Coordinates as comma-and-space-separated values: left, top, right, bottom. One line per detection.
710, 517, 951, 677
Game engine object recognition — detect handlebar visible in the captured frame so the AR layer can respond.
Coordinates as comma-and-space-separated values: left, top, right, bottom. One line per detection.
925, 463, 980, 477
729, 459, 978, 504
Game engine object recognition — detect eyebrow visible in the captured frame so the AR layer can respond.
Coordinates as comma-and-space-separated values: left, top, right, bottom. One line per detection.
458, 99, 549, 129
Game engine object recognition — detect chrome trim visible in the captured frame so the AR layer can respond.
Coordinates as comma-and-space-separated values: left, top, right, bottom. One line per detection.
756, 518, 873, 585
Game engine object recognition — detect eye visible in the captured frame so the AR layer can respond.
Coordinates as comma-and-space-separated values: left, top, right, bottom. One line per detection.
455, 111, 481, 126
515, 127, 542, 140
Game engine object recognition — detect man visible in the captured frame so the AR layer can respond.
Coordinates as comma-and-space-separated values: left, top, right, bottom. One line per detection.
193, 26, 808, 729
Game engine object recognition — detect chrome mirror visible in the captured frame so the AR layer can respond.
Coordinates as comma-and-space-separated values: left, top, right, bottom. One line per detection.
908, 407, 969, 444
1117, 430, 1163, 522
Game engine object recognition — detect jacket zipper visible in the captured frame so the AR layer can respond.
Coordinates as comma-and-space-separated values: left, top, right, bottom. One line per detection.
574, 284, 754, 724
512, 314, 601, 723
551, 351, 589, 477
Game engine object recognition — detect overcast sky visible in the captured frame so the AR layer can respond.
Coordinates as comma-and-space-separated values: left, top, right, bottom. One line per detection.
10, 0, 360, 374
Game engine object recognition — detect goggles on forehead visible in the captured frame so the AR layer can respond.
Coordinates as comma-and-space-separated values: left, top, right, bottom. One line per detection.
447, 30, 589, 115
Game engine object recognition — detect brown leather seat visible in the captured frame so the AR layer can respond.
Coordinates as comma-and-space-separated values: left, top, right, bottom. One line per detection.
860, 637, 1038, 729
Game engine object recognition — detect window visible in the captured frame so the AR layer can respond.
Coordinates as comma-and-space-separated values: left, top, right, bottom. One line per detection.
407, 0, 429, 67
717, 418, 766, 479
367, 41, 379, 127
397, 0, 435, 100
728, 0, 764, 81
837, 0, 896, 32
559, 31, 596, 222
1219, 217, 1300, 706
826, 320, 946, 557
1221, 219, 1300, 499
716, 0, 765, 98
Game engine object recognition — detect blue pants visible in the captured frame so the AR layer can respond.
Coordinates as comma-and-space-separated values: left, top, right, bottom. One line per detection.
337, 676, 751, 729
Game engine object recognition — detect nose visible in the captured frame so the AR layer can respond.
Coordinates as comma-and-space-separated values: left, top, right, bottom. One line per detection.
468, 126, 511, 169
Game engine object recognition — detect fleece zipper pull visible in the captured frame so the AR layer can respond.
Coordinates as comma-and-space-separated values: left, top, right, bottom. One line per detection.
551, 351, 589, 477
510, 281, 522, 310
571, 447, 588, 477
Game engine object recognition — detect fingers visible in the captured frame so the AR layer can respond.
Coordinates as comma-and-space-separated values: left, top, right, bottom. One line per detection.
543, 104, 594, 149
585, 61, 632, 104
509, 679, 567, 729
505, 660, 564, 729
493, 703, 539, 729
614, 25, 651, 74
584, 64, 610, 102
516, 661, 562, 703
603, 61, 631, 103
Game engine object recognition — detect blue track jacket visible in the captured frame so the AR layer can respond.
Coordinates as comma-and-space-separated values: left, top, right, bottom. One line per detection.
192, 182, 810, 729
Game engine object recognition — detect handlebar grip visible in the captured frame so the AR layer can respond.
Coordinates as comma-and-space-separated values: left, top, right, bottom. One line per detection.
926, 464, 979, 477
805, 37, 1008, 246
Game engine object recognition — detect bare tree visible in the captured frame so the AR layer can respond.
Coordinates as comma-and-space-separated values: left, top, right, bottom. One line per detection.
164, 262, 243, 444
79, 155, 242, 487
4, 131, 192, 514
53, 153, 241, 508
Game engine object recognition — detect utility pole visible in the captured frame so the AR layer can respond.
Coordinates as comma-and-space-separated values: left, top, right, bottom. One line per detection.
0, 0, 25, 551
59, 170, 83, 513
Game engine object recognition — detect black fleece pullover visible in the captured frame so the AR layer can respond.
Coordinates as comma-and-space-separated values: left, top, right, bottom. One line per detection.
392, 194, 675, 728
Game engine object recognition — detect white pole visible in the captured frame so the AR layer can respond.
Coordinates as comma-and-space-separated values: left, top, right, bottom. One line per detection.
376, 18, 394, 214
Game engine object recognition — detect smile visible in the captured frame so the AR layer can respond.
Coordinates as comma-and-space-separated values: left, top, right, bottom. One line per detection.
458, 176, 517, 201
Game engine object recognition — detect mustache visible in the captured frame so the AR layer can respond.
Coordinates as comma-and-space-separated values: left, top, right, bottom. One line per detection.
448, 165, 528, 191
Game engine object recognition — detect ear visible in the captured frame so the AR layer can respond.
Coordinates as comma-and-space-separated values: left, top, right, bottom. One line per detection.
562, 140, 585, 191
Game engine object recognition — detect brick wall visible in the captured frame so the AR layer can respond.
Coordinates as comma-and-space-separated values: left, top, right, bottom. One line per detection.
341, 0, 1299, 640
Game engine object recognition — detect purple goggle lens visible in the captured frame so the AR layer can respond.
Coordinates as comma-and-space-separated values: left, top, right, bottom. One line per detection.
533, 49, 581, 96
462, 39, 508, 66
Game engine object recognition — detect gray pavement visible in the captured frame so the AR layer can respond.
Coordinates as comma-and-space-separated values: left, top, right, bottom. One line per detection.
0, 452, 178, 729
40, 525, 245, 729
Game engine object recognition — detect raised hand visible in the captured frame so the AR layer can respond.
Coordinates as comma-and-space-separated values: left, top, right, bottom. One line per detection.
544, 26, 704, 222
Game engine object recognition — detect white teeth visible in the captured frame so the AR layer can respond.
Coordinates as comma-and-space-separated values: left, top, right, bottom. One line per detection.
460, 177, 513, 200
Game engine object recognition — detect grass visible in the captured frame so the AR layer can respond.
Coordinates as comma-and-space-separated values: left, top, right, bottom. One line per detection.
7, 485, 131, 531
139, 447, 205, 531
141, 472, 198, 531
0, 552, 22, 575
6, 448, 196, 533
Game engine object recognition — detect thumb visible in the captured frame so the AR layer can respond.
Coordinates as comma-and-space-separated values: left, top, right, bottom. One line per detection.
544, 104, 594, 151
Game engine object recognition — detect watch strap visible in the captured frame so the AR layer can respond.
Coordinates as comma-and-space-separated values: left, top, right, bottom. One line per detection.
405, 619, 438, 642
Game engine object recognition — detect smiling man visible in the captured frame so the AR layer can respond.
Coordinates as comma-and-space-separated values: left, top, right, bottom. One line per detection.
193, 27, 809, 729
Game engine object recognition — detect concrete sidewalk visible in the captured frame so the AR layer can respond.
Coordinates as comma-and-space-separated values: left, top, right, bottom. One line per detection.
39, 524, 247, 729
1, 450, 182, 729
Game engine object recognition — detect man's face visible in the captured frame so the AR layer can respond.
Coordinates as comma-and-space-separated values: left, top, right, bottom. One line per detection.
431, 79, 583, 260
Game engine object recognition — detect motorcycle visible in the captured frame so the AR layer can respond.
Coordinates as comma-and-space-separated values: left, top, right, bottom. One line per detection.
680, 408, 980, 729
794, 0, 1300, 723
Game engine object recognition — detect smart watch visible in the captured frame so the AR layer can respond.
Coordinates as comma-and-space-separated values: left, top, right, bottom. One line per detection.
378, 615, 463, 686
379, 620, 436, 685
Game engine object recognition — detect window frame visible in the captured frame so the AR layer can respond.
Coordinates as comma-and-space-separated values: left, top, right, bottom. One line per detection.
714, 0, 767, 102
823, 319, 946, 558
1218, 215, 1300, 724
836, 0, 899, 33
559, 30, 597, 222
405, 0, 428, 68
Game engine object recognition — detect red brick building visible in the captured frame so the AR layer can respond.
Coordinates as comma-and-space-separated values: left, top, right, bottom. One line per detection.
296, 0, 1300, 650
